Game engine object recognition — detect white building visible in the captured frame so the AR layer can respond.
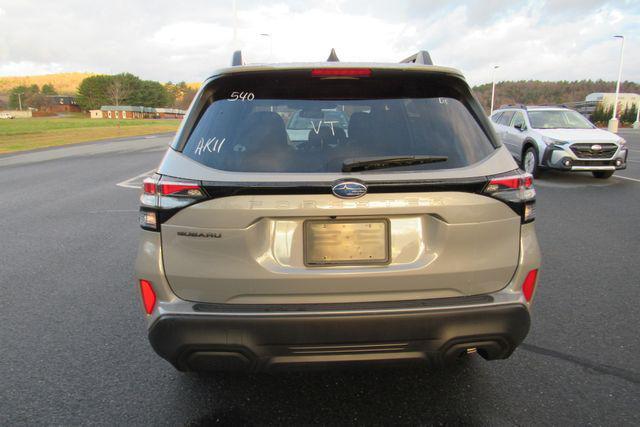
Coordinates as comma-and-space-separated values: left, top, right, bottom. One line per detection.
585, 93, 640, 109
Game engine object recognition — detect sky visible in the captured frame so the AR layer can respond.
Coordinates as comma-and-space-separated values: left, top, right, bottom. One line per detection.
0, 0, 638, 86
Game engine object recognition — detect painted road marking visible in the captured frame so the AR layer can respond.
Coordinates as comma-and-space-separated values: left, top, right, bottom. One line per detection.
116, 169, 156, 189
615, 175, 640, 183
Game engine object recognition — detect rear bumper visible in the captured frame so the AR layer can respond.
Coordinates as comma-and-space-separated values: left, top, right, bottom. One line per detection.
148, 300, 530, 372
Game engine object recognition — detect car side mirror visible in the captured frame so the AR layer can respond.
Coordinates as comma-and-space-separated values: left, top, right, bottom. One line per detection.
515, 122, 526, 131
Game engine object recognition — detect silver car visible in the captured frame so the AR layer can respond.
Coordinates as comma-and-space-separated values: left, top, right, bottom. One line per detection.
490, 105, 628, 178
134, 51, 541, 372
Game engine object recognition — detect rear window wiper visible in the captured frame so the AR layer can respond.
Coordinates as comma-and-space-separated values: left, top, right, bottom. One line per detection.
342, 155, 448, 172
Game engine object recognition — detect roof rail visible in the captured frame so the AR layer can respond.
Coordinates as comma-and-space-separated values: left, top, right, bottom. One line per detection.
231, 50, 244, 66
400, 51, 433, 65
327, 48, 340, 62
532, 104, 573, 109
499, 103, 527, 110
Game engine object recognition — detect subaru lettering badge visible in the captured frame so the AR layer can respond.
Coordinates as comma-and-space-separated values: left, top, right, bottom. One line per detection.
591, 144, 602, 151
332, 181, 367, 199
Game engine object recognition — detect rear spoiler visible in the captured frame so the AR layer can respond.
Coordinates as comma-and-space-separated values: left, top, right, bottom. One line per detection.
230, 49, 434, 66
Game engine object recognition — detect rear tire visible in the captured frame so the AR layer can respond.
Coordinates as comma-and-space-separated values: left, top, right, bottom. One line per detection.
592, 170, 614, 179
522, 146, 540, 177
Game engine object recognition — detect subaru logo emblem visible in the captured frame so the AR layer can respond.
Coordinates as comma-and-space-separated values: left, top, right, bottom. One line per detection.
332, 181, 367, 199
591, 144, 602, 151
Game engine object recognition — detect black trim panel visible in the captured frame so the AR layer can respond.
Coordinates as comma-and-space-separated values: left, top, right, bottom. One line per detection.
148, 303, 530, 371
193, 294, 493, 313
201, 177, 488, 199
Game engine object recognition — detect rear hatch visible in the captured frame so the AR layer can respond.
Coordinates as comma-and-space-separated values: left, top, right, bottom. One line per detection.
149, 66, 530, 304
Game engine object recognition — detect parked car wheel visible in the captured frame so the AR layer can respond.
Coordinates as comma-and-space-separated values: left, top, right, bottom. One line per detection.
522, 147, 540, 177
592, 170, 614, 179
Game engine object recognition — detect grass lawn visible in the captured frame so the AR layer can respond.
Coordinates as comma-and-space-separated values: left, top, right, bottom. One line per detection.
0, 116, 181, 153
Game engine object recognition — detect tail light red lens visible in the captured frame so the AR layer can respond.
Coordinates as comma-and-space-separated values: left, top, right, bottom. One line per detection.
484, 172, 536, 223
311, 68, 371, 77
139, 279, 156, 314
485, 174, 534, 193
158, 182, 203, 197
139, 175, 205, 231
522, 269, 538, 302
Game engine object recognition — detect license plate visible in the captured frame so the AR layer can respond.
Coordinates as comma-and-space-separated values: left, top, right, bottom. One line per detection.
304, 219, 390, 266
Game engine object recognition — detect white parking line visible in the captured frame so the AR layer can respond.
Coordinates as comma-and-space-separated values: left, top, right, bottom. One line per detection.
116, 169, 156, 189
615, 175, 640, 183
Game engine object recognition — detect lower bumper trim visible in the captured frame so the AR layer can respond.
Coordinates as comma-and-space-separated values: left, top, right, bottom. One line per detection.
148, 303, 530, 372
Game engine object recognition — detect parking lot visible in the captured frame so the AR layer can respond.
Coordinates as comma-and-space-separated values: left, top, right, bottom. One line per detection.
1, 130, 639, 425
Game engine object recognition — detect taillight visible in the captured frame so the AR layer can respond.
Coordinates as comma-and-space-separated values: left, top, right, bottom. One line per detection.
139, 174, 205, 231
139, 279, 156, 314
484, 172, 536, 223
521, 269, 538, 302
311, 68, 371, 77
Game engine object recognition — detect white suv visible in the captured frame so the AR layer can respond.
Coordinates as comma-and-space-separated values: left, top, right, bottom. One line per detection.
490, 106, 628, 179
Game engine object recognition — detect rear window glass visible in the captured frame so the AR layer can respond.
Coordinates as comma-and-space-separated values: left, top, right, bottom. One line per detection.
181, 72, 496, 173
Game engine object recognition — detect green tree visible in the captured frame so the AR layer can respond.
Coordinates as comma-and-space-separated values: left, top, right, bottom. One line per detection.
130, 80, 170, 107
9, 84, 41, 109
41, 83, 58, 95
76, 75, 112, 110
590, 103, 606, 124
105, 73, 142, 106
77, 72, 173, 110
621, 104, 637, 125
165, 81, 197, 109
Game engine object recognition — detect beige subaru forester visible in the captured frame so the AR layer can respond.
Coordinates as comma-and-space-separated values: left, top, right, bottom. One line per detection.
134, 50, 541, 372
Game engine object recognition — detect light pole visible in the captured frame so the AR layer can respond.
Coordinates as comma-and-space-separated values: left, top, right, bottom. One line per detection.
608, 35, 624, 133
490, 65, 499, 115
232, 0, 238, 50
260, 33, 273, 61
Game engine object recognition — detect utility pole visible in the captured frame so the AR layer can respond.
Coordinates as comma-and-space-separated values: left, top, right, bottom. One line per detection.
17, 92, 23, 111
490, 65, 499, 115
608, 35, 624, 133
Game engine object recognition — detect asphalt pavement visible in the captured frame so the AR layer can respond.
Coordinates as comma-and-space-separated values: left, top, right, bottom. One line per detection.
1, 131, 639, 425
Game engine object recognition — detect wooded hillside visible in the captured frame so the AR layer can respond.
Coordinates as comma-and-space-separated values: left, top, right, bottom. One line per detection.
0, 73, 95, 95
472, 80, 640, 111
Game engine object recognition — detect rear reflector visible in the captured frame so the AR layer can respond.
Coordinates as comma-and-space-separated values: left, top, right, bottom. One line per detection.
139, 280, 156, 314
522, 269, 538, 302
311, 68, 371, 77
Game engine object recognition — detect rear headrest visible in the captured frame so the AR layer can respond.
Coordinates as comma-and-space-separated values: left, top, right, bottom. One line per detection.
347, 112, 371, 141
237, 111, 288, 152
